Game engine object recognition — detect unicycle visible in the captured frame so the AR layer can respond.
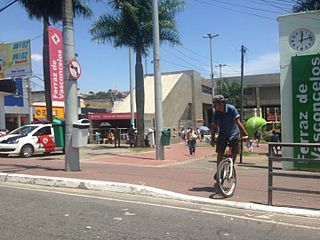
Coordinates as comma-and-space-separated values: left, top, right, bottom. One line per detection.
216, 144, 237, 198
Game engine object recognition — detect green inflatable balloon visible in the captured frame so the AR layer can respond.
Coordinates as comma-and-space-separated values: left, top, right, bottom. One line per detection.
245, 116, 267, 137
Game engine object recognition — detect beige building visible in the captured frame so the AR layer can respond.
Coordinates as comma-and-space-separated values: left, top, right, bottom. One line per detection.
113, 70, 211, 130
113, 70, 280, 131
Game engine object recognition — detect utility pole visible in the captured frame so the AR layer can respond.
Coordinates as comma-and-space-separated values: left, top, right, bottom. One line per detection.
63, 0, 80, 171
203, 33, 218, 97
129, 47, 134, 128
152, 0, 164, 160
239, 45, 246, 164
215, 63, 227, 93
27, 78, 33, 123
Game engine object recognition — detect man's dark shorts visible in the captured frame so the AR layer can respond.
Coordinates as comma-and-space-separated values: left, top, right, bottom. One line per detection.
216, 135, 239, 154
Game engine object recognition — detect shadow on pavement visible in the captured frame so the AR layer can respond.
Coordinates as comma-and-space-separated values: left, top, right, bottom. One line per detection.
237, 163, 282, 170
0, 152, 64, 160
189, 185, 226, 199
0, 163, 63, 173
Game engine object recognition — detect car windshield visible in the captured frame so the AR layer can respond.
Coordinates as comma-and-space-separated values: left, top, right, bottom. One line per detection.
9, 125, 38, 135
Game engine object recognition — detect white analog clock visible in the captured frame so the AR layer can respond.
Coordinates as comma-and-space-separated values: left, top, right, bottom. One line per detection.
289, 28, 315, 51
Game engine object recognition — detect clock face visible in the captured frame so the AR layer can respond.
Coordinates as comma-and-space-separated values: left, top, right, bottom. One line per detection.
289, 28, 315, 51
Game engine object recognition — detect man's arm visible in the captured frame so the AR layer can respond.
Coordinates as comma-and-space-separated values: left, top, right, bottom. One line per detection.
235, 117, 248, 137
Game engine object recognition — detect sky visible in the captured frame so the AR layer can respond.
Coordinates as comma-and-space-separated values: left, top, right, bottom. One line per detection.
0, 0, 295, 93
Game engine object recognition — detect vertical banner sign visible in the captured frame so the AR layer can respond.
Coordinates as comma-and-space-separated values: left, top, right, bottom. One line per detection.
48, 26, 64, 102
292, 54, 320, 169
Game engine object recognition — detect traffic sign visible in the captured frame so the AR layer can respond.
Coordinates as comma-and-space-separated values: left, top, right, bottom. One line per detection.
68, 59, 81, 80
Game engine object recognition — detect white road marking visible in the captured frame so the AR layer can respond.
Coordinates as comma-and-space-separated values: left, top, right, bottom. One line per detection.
0, 184, 319, 230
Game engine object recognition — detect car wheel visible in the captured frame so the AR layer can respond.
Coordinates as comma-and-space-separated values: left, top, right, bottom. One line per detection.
20, 144, 34, 158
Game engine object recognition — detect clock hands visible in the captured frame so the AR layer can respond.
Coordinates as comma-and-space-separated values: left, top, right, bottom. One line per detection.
299, 31, 304, 43
301, 36, 312, 42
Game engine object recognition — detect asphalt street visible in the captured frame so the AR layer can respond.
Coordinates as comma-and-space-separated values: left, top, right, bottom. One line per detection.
0, 183, 319, 240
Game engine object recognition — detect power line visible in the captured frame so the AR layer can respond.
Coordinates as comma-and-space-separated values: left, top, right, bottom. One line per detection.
174, 47, 208, 66
261, 0, 290, 12
190, 0, 277, 20
211, 0, 284, 14
0, 0, 17, 12
0, 0, 12, 8
189, 0, 320, 31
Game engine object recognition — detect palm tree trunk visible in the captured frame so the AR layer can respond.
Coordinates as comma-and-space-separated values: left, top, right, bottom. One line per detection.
43, 17, 53, 122
135, 48, 145, 147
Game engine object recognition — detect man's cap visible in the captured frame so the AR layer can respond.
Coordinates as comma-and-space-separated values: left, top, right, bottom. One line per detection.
212, 95, 225, 104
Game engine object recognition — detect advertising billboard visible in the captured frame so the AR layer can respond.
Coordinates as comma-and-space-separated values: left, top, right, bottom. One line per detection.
0, 40, 31, 107
292, 54, 320, 169
0, 40, 32, 79
48, 26, 64, 102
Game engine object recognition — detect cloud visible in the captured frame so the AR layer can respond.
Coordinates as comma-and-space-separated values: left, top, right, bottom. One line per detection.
31, 53, 42, 62
245, 52, 280, 75
223, 52, 280, 77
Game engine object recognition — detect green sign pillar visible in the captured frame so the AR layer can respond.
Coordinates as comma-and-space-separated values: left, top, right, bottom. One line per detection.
292, 54, 320, 169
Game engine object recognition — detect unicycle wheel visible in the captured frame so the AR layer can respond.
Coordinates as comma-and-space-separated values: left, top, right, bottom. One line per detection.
217, 158, 237, 198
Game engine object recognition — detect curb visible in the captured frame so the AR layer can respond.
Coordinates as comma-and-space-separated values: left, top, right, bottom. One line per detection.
0, 173, 319, 218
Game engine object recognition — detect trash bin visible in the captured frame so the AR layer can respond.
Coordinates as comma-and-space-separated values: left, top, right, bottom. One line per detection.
72, 118, 90, 148
161, 128, 171, 146
52, 119, 65, 148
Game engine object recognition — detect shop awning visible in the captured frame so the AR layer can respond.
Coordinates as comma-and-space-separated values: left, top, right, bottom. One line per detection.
88, 112, 137, 121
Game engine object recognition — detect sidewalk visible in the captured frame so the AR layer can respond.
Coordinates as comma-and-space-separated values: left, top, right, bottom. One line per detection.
0, 142, 319, 214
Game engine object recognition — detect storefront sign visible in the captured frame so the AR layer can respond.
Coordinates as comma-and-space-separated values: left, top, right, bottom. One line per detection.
48, 26, 64, 102
88, 112, 137, 121
33, 105, 64, 120
292, 54, 320, 168
4, 78, 23, 107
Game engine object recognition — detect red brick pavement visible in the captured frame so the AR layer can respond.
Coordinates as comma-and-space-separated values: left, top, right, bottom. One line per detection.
0, 142, 319, 210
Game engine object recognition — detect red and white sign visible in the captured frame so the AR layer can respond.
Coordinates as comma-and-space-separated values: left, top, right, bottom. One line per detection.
68, 59, 81, 80
48, 26, 64, 102
37, 135, 56, 153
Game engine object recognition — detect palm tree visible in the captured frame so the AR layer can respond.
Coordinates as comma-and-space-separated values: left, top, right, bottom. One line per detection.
218, 80, 241, 108
292, 0, 320, 12
90, 0, 184, 147
18, 0, 92, 122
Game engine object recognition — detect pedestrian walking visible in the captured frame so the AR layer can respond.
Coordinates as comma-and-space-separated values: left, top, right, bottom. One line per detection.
247, 137, 254, 152
128, 124, 135, 147
114, 126, 121, 148
270, 130, 280, 154
186, 127, 199, 155
95, 131, 101, 144
254, 130, 261, 147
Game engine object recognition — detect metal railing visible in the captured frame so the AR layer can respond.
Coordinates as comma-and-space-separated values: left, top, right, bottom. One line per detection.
268, 142, 320, 205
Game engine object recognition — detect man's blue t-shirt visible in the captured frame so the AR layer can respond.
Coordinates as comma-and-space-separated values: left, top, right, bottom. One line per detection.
213, 104, 240, 140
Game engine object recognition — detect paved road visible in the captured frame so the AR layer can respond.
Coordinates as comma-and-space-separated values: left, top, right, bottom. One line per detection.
1, 183, 319, 240
0, 143, 319, 210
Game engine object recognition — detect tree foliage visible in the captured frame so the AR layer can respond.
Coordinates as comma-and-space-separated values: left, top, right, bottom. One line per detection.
90, 0, 184, 147
292, 0, 320, 12
216, 80, 241, 108
18, 0, 92, 121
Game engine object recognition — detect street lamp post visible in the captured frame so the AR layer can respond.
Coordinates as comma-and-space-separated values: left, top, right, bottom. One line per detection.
215, 63, 227, 93
152, 0, 164, 160
203, 33, 218, 97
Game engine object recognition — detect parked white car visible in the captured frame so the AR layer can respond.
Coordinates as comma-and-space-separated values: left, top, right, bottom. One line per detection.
0, 124, 61, 158
0, 129, 9, 137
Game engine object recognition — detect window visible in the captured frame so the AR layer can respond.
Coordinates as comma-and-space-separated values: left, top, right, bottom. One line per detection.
34, 126, 52, 136
201, 85, 212, 95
